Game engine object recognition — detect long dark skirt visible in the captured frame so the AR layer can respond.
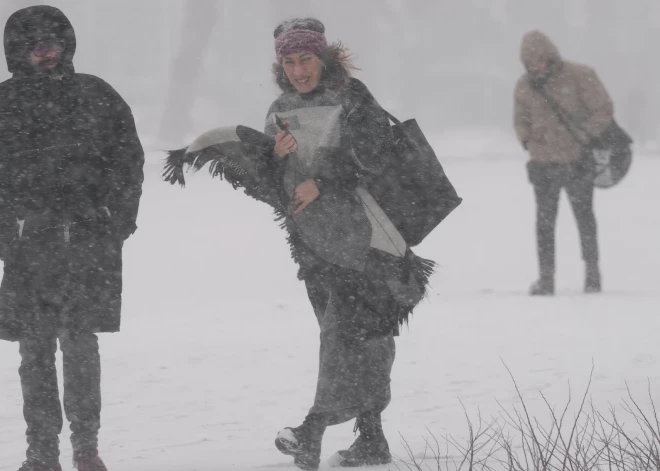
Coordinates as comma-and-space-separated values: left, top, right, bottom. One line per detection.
305, 274, 396, 425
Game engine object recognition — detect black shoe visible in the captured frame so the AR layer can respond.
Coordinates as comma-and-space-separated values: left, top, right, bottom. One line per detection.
530, 277, 554, 296
585, 264, 601, 293
275, 414, 326, 471
328, 411, 392, 467
18, 460, 62, 471
73, 449, 108, 471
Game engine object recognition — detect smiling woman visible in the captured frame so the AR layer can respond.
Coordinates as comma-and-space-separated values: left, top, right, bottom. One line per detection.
262, 17, 433, 471
271, 22, 355, 96
281, 52, 322, 94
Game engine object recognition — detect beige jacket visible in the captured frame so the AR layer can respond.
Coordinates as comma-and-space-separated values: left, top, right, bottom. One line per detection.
514, 31, 614, 163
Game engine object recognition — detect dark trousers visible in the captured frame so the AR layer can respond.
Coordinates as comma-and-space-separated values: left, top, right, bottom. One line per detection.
305, 276, 395, 427
530, 161, 599, 279
19, 333, 101, 463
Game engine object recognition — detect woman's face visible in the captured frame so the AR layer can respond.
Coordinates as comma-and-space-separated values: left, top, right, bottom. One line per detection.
282, 51, 323, 94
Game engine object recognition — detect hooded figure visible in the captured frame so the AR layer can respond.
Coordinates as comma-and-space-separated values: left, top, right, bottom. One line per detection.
514, 30, 614, 164
513, 30, 613, 295
0, 6, 144, 471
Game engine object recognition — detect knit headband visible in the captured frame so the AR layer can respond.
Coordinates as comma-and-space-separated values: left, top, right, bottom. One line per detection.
275, 29, 328, 63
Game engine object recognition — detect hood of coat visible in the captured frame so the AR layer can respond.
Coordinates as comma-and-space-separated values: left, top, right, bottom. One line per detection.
520, 30, 561, 67
520, 30, 562, 87
4, 5, 76, 76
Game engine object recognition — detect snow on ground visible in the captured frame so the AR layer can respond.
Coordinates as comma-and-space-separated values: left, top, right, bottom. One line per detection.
1, 142, 659, 470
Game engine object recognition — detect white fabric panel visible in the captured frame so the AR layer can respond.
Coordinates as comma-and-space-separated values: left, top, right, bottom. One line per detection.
186, 126, 240, 153
355, 187, 407, 258
266, 105, 344, 169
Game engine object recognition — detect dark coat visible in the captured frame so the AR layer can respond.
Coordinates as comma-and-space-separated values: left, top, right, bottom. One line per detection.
0, 6, 144, 341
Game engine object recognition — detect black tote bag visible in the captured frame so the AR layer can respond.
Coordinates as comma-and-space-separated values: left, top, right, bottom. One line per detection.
367, 111, 462, 247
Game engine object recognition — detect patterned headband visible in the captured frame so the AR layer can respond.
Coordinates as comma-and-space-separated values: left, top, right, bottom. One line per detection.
275, 29, 328, 63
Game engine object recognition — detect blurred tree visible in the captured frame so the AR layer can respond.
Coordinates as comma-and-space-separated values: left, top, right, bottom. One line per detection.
158, 0, 218, 145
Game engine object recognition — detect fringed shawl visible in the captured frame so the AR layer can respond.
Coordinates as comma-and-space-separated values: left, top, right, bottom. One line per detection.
163, 124, 434, 328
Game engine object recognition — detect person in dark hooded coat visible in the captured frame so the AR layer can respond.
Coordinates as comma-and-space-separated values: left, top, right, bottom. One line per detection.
0, 6, 144, 471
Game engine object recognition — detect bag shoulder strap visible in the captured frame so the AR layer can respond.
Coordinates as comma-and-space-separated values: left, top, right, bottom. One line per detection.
344, 80, 402, 125
533, 83, 586, 147
382, 109, 401, 125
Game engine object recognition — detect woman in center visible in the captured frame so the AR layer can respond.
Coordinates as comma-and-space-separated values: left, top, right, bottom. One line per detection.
266, 18, 428, 470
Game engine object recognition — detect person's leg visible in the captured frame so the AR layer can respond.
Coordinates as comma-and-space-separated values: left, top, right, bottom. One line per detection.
61, 331, 106, 471
305, 275, 329, 327
275, 278, 332, 470
325, 330, 394, 468
312, 278, 395, 467
60, 332, 101, 453
565, 176, 600, 292
531, 170, 563, 295
309, 278, 395, 423
19, 336, 62, 466
277, 274, 397, 470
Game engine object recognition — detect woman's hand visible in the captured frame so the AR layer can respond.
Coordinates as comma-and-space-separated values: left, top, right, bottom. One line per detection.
274, 123, 298, 158
293, 178, 320, 214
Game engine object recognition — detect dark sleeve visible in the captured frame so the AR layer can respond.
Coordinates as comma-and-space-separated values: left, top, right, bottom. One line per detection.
103, 84, 145, 240
314, 79, 394, 193
0, 95, 17, 249
0, 156, 16, 251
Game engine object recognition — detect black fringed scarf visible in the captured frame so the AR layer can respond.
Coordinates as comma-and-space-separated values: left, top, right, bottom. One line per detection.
163, 125, 434, 329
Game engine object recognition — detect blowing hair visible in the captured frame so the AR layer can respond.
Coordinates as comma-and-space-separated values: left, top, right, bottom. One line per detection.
272, 42, 358, 93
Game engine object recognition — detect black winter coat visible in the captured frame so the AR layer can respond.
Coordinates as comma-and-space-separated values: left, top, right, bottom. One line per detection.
0, 6, 144, 341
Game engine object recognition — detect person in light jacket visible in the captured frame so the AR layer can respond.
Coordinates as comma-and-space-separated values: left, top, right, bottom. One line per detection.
514, 30, 613, 295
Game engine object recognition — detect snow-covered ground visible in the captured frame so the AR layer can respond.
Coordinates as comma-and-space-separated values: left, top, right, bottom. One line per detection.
1, 142, 659, 470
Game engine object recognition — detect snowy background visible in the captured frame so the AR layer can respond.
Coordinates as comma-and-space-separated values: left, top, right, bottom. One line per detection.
1, 1, 659, 470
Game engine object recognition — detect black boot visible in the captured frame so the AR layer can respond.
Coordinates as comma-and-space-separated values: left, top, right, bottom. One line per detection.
529, 276, 554, 296
531, 253, 555, 296
585, 263, 601, 293
17, 460, 62, 471
275, 414, 326, 471
328, 411, 392, 467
